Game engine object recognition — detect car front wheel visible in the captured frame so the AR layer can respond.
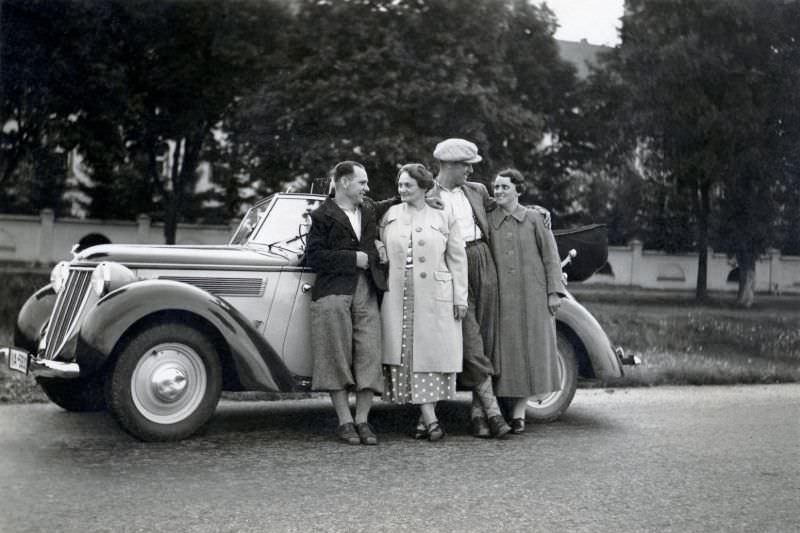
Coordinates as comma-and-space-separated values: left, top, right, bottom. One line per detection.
106, 322, 222, 441
525, 328, 579, 423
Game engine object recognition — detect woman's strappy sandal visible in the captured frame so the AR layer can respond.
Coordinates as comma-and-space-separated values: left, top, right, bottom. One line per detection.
411, 419, 428, 440
426, 420, 445, 442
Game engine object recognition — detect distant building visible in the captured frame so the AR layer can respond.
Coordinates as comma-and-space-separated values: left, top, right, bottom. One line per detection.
556, 38, 611, 79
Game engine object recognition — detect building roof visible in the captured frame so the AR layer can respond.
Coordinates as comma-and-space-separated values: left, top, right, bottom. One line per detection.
556, 39, 611, 79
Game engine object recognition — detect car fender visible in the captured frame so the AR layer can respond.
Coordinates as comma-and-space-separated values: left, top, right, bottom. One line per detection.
77, 280, 296, 392
14, 284, 56, 353
556, 296, 622, 380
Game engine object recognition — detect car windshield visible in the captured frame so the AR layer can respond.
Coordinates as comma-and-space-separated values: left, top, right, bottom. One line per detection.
229, 198, 273, 246
240, 196, 323, 256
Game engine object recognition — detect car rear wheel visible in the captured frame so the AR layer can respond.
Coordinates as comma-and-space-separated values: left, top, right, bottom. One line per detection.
525, 328, 578, 423
38, 375, 106, 412
106, 322, 222, 441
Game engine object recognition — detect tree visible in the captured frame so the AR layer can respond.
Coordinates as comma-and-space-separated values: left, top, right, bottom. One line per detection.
68, 0, 291, 242
712, 2, 800, 305
231, 0, 577, 202
2, 0, 290, 238
594, 0, 800, 303
0, 0, 85, 214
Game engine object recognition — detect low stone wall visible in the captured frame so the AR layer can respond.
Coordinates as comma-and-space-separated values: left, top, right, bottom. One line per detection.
3, 212, 799, 293
583, 240, 800, 294
0, 210, 234, 264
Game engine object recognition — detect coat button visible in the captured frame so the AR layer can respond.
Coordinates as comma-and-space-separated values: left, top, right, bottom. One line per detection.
418, 257, 426, 263
420, 272, 427, 279
415, 227, 423, 232
418, 240, 425, 246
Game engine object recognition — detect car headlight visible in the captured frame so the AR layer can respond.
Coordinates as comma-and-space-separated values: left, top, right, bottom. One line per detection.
90, 262, 137, 297
50, 261, 71, 294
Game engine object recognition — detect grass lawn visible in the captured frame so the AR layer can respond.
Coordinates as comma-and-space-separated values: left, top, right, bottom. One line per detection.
1, 272, 799, 403
572, 286, 800, 386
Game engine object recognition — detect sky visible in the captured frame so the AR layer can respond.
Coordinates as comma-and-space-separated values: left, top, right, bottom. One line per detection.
543, 0, 625, 46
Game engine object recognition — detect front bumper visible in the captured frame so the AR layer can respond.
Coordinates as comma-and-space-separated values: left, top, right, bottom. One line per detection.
1, 347, 80, 379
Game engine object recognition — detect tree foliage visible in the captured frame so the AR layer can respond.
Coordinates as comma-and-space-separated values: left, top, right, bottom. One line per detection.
0, 0, 87, 214
231, 0, 578, 203
589, 0, 800, 303
75, 0, 291, 242
2, 0, 290, 242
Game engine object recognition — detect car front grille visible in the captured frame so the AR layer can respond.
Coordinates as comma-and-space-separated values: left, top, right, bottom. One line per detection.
45, 267, 93, 360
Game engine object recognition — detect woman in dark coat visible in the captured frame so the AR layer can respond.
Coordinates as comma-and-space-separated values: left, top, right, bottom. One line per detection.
488, 168, 566, 434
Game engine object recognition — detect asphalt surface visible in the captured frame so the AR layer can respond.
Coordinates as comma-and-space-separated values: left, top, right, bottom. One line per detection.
0, 385, 798, 533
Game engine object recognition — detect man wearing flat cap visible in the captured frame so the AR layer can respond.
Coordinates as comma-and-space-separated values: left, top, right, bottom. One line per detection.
429, 138, 511, 439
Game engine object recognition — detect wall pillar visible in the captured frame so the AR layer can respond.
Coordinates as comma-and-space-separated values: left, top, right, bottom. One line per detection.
38, 209, 55, 264
137, 214, 151, 244
766, 248, 781, 293
629, 239, 643, 286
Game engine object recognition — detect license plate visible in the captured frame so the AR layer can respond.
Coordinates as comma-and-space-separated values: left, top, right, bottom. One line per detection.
2, 348, 29, 375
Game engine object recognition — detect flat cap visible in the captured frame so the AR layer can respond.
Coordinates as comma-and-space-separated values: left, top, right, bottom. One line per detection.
433, 138, 482, 164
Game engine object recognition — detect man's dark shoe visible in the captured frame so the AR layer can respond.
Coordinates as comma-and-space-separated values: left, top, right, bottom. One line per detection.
336, 422, 361, 445
471, 416, 491, 438
356, 422, 378, 445
510, 418, 526, 435
488, 415, 511, 439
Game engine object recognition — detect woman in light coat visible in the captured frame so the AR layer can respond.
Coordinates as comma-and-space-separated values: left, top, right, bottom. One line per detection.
380, 163, 468, 441
489, 168, 566, 434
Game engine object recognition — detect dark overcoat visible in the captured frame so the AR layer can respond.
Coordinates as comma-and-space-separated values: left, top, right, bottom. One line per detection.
305, 197, 387, 301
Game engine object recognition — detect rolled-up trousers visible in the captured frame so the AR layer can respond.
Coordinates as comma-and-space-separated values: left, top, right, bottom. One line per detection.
457, 240, 498, 389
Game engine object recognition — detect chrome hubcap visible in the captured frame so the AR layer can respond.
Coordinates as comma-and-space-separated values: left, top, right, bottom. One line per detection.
131, 343, 206, 424
151, 365, 188, 402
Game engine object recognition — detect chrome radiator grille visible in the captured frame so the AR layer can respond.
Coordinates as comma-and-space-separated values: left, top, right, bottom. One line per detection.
45, 268, 93, 360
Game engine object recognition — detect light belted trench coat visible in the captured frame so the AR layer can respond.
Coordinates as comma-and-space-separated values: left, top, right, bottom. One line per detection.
379, 204, 468, 373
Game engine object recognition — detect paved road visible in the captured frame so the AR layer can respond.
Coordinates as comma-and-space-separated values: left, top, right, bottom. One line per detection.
1, 385, 798, 533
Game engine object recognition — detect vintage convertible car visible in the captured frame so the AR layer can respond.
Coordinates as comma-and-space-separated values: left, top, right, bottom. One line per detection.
1, 193, 637, 441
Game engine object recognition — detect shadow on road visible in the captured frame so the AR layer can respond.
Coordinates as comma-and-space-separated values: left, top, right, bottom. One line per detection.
202, 397, 619, 441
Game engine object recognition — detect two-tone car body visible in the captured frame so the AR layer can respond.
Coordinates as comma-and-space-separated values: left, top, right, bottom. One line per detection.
1, 193, 636, 441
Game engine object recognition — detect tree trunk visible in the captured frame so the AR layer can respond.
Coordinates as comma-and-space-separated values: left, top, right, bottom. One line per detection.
736, 253, 756, 308
693, 182, 710, 301
162, 131, 205, 245
163, 140, 184, 245
164, 205, 178, 245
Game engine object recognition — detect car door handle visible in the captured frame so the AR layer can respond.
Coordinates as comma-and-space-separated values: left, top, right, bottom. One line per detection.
301, 283, 313, 293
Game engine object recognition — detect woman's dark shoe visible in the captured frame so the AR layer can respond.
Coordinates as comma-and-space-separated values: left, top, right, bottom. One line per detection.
426, 421, 445, 442
355, 422, 378, 445
471, 416, 491, 438
488, 415, 511, 439
336, 422, 361, 445
411, 420, 428, 440
511, 418, 526, 435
